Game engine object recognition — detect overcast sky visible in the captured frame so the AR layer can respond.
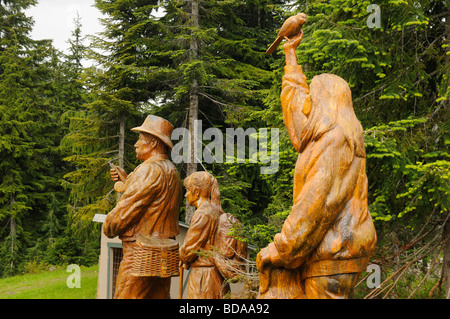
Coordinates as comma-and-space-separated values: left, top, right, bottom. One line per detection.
26, 0, 104, 54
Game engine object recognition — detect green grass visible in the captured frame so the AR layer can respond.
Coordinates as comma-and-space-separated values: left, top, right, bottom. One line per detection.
0, 264, 98, 299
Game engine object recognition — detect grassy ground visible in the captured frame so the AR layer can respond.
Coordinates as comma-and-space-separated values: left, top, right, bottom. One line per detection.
0, 264, 98, 299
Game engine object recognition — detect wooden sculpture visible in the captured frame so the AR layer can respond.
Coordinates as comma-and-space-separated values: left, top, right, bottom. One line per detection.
179, 171, 247, 299
257, 14, 377, 299
103, 115, 182, 299
266, 13, 307, 55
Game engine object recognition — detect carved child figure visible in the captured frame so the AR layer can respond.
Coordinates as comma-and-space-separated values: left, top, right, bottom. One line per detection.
257, 19, 377, 299
179, 171, 231, 299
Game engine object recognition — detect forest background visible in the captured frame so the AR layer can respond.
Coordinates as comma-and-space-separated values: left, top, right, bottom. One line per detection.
0, 0, 448, 299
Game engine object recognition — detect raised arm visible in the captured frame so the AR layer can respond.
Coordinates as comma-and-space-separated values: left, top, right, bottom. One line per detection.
280, 31, 312, 153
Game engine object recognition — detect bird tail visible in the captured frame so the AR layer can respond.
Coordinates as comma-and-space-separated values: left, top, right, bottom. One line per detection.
265, 36, 283, 55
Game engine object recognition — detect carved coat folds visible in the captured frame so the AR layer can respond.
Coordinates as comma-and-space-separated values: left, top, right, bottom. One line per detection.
104, 144, 182, 299
179, 201, 228, 298
103, 154, 181, 241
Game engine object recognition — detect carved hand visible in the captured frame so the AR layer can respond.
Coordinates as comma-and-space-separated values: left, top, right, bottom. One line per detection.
110, 166, 127, 182
283, 29, 304, 53
257, 242, 283, 271
256, 246, 271, 294
256, 246, 269, 271
179, 258, 190, 270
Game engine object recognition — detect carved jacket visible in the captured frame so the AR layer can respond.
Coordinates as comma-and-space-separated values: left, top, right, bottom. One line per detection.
103, 154, 182, 241
272, 65, 377, 278
179, 202, 222, 267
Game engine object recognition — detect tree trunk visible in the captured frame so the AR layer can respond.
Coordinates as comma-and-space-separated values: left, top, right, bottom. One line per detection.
119, 115, 125, 168
443, 6, 450, 301
444, 216, 450, 299
10, 196, 16, 271
185, 0, 199, 224
117, 115, 125, 202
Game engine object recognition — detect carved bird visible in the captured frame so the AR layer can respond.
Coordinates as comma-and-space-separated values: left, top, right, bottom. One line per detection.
266, 13, 307, 55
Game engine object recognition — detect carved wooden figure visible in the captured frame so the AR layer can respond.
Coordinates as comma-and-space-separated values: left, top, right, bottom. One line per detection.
103, 115, 182, 299
257, 14, 377, 299
179, 171, 247, 299
266, 13, 307, 55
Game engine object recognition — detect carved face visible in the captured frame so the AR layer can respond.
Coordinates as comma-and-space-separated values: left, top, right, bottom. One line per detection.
185, 187, 200, 208
134, 133, 156, 161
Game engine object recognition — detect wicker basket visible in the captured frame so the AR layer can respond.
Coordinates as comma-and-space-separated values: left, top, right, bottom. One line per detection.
131, 234, 180, 278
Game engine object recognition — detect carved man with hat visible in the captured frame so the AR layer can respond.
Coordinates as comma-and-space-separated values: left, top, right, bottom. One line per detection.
103, 115, 182, 299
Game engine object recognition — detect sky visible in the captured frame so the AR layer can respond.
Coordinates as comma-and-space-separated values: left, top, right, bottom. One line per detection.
26, 0, 104, 54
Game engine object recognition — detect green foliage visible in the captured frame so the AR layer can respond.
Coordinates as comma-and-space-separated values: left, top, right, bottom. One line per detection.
363, 117, 449, 225
62, 0, 153, 240
0, 0, 73, 277
0, 264, 98, 299
0, 0, 448, 299
0, 2, 103, 277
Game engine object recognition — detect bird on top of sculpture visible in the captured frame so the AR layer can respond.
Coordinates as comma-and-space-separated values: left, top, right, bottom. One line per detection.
266, 13, 307, 55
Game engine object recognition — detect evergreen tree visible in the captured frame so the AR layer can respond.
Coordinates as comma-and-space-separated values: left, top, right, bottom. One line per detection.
0, 0, 36, 275
64, 0, 288, 229
0, 0, 72, 275
57, 14, 103, 265
62, 0, 159, 236
135, 0, 288, 224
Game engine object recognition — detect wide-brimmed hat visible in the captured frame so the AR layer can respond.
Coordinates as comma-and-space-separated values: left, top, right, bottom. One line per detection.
131, 115, 174, 149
